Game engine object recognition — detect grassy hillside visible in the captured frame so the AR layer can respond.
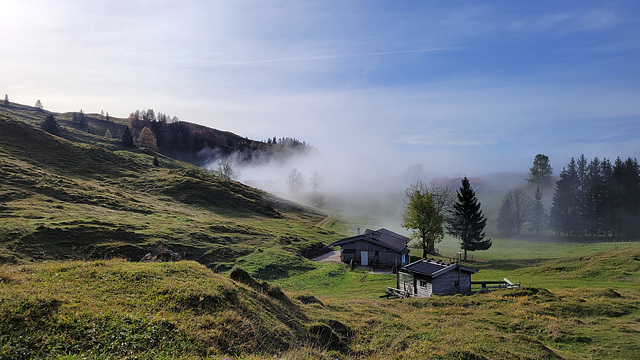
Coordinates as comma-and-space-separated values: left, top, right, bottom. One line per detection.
0, 112, 340, 275
2, 102, 639, 359
1, 247, 638, 359
0, 260, 350, 359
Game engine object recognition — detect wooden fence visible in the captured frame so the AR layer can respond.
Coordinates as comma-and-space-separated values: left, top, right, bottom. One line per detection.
471, 278, 520, 293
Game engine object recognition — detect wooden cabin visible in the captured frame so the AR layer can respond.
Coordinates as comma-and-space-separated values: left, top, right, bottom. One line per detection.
327, 228, 410, 268
397, 258, 478, 297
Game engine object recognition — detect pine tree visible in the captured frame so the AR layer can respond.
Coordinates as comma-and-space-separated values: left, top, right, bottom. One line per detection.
585, 157, 604, 236
530, 187, 546, 237
104, 129, 112, 139
611, 157, 640, 239
3, 94, 8, 105
41, 114, 60, 136
550, 158, 579, 236
35, 100, 43, 111
153, 156, 160, 167
446, 177, 492, 260
528, 154, 553, 184
121, 126, 135, 147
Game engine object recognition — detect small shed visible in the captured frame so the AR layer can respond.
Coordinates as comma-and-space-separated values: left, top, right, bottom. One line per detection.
397, 258, 478, 297
327, 228, 410, 267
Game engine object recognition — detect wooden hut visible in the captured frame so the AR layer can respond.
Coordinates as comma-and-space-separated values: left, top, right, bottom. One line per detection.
397, 258, 478, 297
327, 228, 410, 267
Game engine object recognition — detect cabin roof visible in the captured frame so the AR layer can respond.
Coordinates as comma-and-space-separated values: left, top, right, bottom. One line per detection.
401, 258, 478, 277
327, 228, 410, 252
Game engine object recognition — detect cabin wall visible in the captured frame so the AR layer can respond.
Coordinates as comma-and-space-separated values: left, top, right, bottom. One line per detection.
432, 271, 472, 295
339, 240, 408, 266
413, 273, 433, 297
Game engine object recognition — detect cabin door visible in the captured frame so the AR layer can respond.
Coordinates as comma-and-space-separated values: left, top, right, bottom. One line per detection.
361, 251, 368, 266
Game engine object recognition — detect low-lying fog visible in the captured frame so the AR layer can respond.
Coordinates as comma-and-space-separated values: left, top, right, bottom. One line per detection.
205, 147, 533, 237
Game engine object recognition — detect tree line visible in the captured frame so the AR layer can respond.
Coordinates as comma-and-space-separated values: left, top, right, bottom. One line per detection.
496, 154, 640, 241
124, 109, 314, 165
550, 155, 640, 240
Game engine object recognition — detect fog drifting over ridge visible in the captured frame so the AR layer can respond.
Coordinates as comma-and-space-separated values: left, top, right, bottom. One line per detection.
3, 0, 640, 191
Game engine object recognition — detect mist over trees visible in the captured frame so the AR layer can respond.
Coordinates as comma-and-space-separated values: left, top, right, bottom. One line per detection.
287, 168, 305, 193
309, 169, 322, 192
497, 188, 534, 237
550, 154, 640, 240
217, 158, 239, 181
530, 187, 547, 236
124, 109, 313, 168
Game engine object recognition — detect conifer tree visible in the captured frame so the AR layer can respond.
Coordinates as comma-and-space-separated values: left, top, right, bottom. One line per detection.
121, 126, 135, 147
35, 99, 43, 111
528, 154, 553, 184
550, 158, 579, 236
41, 114, 60, 135
446, 177, 492, 260
530, 187, 546, 237
104, 129, 112, 139
3, 94, 8, 105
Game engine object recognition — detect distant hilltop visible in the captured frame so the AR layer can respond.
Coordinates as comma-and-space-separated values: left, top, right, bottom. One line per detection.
0, 100, 314, 168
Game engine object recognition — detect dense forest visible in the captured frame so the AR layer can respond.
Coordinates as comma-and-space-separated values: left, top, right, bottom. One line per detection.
550, 155, 640, 240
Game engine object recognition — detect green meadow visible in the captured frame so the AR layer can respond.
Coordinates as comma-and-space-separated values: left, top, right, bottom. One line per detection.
1, 103, 640, 359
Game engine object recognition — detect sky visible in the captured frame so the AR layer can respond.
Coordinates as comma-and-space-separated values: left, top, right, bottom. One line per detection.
2, 0, 640, 192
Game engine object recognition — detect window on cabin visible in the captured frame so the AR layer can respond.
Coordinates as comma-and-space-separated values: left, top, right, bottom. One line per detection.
399, 272, 413, 284
418, 280, 428, 288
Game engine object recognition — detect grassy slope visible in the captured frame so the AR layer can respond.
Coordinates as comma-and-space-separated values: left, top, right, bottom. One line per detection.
2, 103, 639, 359
0, 110, 341, 277
0, 260, 349, 359
1, 246, 638, 359
276, 246, 640, 360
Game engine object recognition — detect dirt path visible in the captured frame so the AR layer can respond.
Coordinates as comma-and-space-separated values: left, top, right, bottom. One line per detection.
316, 212, 336, 229
312, 250, 341, 262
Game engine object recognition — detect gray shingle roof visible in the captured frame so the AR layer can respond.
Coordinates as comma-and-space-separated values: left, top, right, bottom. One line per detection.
402, 258, 478, 277
327, 228, 410, 252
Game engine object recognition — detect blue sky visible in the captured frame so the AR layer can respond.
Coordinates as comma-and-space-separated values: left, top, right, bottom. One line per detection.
2, 1, 640, 190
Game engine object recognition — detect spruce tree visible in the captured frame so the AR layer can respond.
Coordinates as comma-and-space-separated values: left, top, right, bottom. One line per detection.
41, 114, 60, 136
121, 126, 135, 147
550, 158, 579, 236
3, 94, 8, 105
446, 176, 492, 260
530, 187, 546, 237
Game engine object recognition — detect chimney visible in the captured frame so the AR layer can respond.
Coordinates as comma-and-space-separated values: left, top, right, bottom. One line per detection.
357, 228, 360, 235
